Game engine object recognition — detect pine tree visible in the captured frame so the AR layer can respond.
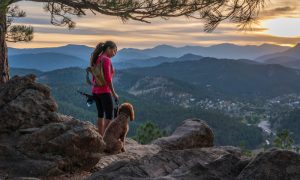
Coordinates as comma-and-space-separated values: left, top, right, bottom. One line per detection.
133, 121, 166, 144
273, 129, 294, 150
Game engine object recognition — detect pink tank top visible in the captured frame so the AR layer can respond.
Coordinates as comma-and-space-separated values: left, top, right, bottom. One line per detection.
92, 54, 114, 94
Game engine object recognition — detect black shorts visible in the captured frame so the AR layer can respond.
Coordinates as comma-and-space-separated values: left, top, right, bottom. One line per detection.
93, 93, 113, 120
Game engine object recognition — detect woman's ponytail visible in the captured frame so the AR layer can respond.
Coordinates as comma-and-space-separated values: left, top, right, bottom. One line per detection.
90, 41, 117, 67
90, 42, 104, 67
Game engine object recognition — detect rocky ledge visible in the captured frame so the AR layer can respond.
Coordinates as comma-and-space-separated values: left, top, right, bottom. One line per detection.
0, 75, 105, 178
0, 75, 300, 180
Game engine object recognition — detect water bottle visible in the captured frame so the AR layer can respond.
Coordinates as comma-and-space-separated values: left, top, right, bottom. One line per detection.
86, 97, 94, 107
87, 102, 92, 107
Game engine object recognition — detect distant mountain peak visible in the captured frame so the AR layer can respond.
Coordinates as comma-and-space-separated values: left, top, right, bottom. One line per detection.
294, 43, 300, 48
153, 44, 175, 49
283, 43, 300, 53
63, 44, 91, 48
210, 43, 238, 48
179, 53, 203, 59
259, 43, 277, 48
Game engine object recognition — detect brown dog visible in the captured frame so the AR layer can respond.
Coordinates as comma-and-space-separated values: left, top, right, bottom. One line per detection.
103, 102, 134, 154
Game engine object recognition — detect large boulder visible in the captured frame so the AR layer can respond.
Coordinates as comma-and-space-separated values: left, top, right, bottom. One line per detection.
18, 116, 104, 171
237, 148, 300, 180
0, 75, 105, 178
0, 75, 59, 133
152, 118, 214, 150
88, 146, 244, 180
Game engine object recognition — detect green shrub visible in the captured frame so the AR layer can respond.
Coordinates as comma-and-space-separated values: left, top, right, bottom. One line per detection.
273, 129, 294, 150
133, 121, 166, 144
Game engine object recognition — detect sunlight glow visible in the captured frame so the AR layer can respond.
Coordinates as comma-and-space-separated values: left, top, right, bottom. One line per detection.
263, 18, 300, 37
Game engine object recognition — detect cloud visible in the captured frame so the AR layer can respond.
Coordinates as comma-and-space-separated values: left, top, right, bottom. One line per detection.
260, 6, 298, 19
7, 0, 300, 49
259, 0, 300, 19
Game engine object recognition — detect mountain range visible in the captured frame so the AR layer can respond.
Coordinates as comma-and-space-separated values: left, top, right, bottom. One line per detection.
11, 56, 300, 101
255, 43, 300, 69
8, 42, 300, 71
113, 54, 204, 69
9, 44, 93, 60
116, 43, 289, 60
121, 58, 300, 99
9, 52, 87, 71
8, 43, 296, 71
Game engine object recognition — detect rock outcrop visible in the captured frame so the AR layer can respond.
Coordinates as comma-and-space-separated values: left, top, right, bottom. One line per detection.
152, 118, 214, 150
92, 138, 161, 171
237, 148, 300, 180
87, 119, 300, 180
89, 145, 300, 180
0, 74, 59, 133
89, 146, 244, 180
0, 75, 105, 178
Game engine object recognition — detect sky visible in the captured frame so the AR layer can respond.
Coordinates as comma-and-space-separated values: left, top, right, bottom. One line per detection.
7, 0, 300, 49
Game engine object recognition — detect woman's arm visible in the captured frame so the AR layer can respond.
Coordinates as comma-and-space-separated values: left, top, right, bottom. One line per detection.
103, 58, 118, 100
108, 82, 118, 100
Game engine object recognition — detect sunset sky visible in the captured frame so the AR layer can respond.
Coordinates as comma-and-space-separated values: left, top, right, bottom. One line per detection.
7, 0, 300, 49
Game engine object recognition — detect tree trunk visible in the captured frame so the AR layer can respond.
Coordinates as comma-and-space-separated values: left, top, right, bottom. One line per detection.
0, 11, 9, 84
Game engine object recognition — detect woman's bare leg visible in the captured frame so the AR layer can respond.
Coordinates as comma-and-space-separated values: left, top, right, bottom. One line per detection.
104, 120, 112, 134
97, 118, 105, 136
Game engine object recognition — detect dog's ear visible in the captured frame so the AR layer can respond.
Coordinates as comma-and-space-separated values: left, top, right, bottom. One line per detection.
129, 104, 135, 121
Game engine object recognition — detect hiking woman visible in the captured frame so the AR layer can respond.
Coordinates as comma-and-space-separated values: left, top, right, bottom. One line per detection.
90, 41, 119, 136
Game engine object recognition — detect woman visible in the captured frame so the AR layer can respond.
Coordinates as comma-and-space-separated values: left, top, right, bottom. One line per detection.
90, 41, 119, 136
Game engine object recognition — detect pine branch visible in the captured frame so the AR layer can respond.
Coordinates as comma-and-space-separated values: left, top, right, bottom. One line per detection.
7, 5, 26, 28
6, 25, 34, 42
8, 0, 266, 32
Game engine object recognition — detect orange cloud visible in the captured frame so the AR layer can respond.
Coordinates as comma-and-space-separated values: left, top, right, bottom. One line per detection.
7, 0, 300, 49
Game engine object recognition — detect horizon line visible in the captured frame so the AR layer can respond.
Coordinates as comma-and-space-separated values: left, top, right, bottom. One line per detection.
8, 42, 296, 50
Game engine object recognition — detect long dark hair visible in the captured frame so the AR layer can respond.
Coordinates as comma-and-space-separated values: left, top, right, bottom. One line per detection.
90, 41, 117, 67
